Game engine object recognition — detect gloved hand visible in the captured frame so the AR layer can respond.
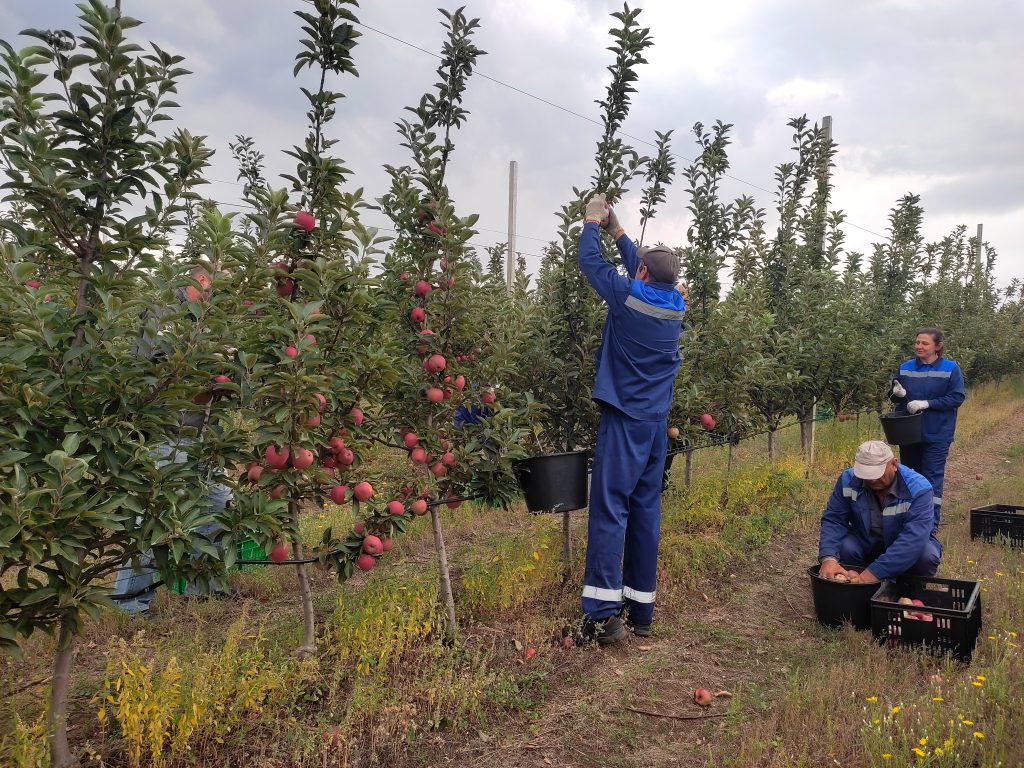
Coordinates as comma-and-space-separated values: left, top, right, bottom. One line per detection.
891, 380, 906, 398
584, 193, 608, 224
907, 400, 929, 414
602, 207, 624, 238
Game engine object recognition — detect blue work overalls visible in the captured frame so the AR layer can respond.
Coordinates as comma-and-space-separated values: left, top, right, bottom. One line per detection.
892, 357, 965, 524
578, 223, 685, 626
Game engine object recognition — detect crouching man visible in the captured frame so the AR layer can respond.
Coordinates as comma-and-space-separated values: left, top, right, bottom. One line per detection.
818, 440, 942, 584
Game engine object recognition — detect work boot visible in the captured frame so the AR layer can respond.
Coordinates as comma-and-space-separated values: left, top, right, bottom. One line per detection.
579, 614, 628, 646
628, 620, 652, 637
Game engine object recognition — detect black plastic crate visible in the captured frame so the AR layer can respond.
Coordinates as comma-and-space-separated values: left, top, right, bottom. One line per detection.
870, 575, 982, 662
970, 503, 1024, 548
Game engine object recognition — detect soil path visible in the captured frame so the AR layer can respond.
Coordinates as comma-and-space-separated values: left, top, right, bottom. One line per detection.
447, 402, 1024, 768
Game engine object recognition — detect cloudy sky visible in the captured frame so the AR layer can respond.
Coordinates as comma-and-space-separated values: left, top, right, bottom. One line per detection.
3, 0, 1022, 288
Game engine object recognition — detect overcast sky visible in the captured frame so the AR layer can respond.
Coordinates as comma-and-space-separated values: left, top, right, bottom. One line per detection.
3, 0, 1022, 288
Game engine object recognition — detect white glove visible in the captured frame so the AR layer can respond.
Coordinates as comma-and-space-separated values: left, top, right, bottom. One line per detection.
584, 193, 608, 224
891, 380, 906, 398
907, 400, 929, 414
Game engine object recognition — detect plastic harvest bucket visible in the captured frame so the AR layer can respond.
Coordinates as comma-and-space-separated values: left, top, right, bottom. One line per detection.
879, 411, 922, 446
807, 564, 878, 630
514, 451, 589, 513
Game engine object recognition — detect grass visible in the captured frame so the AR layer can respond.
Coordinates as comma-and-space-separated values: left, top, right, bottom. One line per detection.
2, 378, 1023, 767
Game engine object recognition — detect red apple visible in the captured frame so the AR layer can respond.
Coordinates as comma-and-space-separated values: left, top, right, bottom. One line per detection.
426, 221, 447, 236
410, 307, 426, 323
700, 413, 716, 431
285, 345, 298, 359
403, 432, 419, 449
294, 210, 315, 232
693, 688, 713, 707
246, 463, 263, 482
667, 426, 680, 440
337, 448, 355, 466
414, 280, 432, 298
381, 538, 394, 553
353, 521, 365, 535
291, 448, 315, 470
25, 279, 41, 289
353, 481, 373, 502
524, 647, 536, 661
329, 485, 348, 505
269, 484, 286, 500
322, 456, 337, 469
387, 500, 405, 516
269, 541, 290, 563
214, 374, 231, 385
276, 279, 295, 298
481, 390, 496, 405
315, 393, 327, 411
410, 499, 428, 516
303, 413, 321, 427
454, 375, 466, 390
354, 553, 376, 571
447, 499, 462, 509
362, 535, 384, 555
399, 271, 410, 281
329, 436, 346, 453
426, 387, 444, 403
427, 354, 446, 373
430, 462, 447, 478
441, 451, 456, 467
349, 407, 364, 426
265, 445, 290, 470
409, 447, 427, 464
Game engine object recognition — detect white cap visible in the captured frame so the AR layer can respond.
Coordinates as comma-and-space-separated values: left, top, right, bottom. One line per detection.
853, 440, 895, 480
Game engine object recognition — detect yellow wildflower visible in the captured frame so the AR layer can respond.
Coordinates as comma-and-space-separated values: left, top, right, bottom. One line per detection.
943, 739, 954, 749
866, 696, 878, 702
996, 571, 1005, 576
974, 731, 984, 739
1009, 642, 1019, 648
975, 675, 986, 681
919, 738, 928, 746
962, 719, 974, 726
934, 747, 944, 757
913, 747, 926, 757
932, 696, 944, 702
967, 559, 974, 564
987, 635, 997, 640
892, 705, 901, 714
972, 681, 983, 687
882, 755, 891, 761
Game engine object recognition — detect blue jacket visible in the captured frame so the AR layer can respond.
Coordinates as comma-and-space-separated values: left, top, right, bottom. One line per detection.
818, 465, 935, 580
578, 223, 686, 421
893, 356, 965, 443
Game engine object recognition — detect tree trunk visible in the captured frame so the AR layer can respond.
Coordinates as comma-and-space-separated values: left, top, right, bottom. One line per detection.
430, 507, 459, 641
562, 510, 573, 580
768, 429, 776, 462
48, 621, 77, 768
684, 450, 693, 486
290, 500, 316, 657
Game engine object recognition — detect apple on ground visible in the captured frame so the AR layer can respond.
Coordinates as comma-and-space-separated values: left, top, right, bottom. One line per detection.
693, 688, 713, 707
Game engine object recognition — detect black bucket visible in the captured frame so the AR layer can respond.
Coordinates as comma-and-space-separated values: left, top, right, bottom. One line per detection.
880, 411, 921, 446
807, 564, 878, 630
514, 451, 589, 513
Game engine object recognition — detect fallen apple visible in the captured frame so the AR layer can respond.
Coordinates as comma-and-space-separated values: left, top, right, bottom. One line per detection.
693, 688, 713, 707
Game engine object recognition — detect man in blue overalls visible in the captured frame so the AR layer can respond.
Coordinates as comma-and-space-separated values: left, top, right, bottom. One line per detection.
818, 440, 941, 584
578, 193, 686, 644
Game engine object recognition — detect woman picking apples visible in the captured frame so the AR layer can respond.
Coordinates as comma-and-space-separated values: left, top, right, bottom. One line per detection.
889, 327, 965, 526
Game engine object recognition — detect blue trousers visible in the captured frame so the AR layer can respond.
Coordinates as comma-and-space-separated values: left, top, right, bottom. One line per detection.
582, 407, 666, 626
839, 533, 942, 577
899, 441, 950, 525
112, 441, 231, 614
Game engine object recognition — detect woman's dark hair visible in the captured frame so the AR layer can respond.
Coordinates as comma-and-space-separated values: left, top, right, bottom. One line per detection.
916, 327, 945, 356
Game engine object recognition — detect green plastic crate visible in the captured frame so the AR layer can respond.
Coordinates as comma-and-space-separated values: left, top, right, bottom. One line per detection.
234, 538, 267, 571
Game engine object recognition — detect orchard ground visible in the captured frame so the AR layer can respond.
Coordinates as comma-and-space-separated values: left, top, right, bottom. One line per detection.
2, 379, 1022, 768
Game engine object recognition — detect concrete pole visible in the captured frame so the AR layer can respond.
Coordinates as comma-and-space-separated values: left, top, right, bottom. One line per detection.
976, 223, 983, 268
506, 160, 518, 293
807, 114, 833, 475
